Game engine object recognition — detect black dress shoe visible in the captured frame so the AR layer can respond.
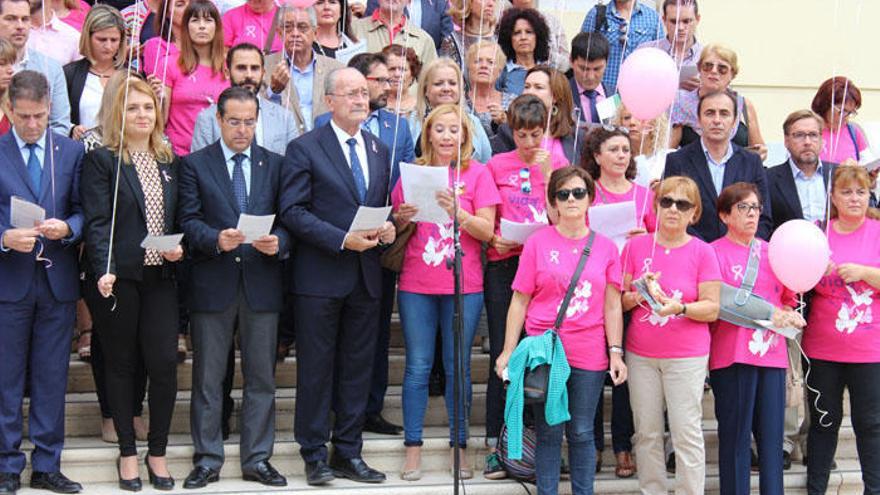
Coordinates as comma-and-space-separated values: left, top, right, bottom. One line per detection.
145, 456, 175, 491
29, 472, 82, 494
363, 414, 402, 435
783, 451, 792, 471
329, 457, 386, 483
243, 460, 287, 487
0, 472, 20, 494
116, 458, 141, 492
183, 466, 219, 489
305, 460, 335, 486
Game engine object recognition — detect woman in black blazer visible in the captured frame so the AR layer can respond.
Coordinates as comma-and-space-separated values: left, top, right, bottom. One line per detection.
81, 77, 182, 492
64, 4, 127, 140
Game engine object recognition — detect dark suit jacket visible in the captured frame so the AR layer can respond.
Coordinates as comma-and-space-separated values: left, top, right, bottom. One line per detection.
490, 123, 585, 165
81, 146, 180, 281
0, 131, 83, 302
766, 160, 836, 233
178, 141, 291, 313
663, 141, 773, 242
63, 58, 91, 131
280, 122, 391, 299
315, 109, 415, 188
365, 0, 453, 48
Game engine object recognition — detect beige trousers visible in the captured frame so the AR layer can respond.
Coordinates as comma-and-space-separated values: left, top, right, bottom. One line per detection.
627, 351, 708, 495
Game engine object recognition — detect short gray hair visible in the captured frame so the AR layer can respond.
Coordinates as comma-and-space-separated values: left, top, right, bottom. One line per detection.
324, 67, 346, 95
8, 70, 49, 106
276, 4, 317, 29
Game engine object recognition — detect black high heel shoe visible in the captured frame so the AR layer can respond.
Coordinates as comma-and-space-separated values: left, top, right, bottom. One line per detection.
146, 455, 175, 491
117, 457, 142, 492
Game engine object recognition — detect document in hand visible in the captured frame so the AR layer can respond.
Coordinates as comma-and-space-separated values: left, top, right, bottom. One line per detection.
859, 148, 880, 172
236, 214, 275, 243
140, 233, 184, 251
588, 201, 636, 252
348, 206, 392, 232
399, 162, 450, 224
500, 218, 546, 244
10, 196, 46, 228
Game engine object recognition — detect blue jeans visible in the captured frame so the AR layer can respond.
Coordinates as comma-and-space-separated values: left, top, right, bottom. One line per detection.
533, 367, 606, 495
398, 291, 483, 447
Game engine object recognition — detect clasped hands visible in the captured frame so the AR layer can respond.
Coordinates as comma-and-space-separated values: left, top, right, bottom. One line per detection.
2, 218, 70, 253
218, 228, 279, 256
344, 221, 395, 252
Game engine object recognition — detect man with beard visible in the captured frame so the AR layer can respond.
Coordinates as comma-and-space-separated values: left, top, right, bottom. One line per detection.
192, 43, 299, 155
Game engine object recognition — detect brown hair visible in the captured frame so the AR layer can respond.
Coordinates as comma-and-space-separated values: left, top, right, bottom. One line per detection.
103, 77, 174, 164
716, 182, 760, 215
507, 94, 547, 131
381, 44, 422, 82
580, 126, 636, 181
782, 109, 824, 135
0, 38, 15, 66
829, 165, 880, 220
811, 77, 862, 124
79, 5, 128, 67
416, 104, 473, 170
178, 0, 225, 77
547, 166, 595, 207
655, 176, 702, 224
525, 65, 574, 139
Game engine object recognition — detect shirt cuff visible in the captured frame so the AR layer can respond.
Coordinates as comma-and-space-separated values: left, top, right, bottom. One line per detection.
340, 233, 348, 251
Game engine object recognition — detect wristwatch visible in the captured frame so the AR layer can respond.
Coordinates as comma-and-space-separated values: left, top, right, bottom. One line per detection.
677, 303, 688, 316
608, 345, 624, 356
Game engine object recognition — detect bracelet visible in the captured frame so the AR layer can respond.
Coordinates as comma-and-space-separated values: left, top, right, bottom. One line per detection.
608, 345, 624, 355
677, 303, 687, 316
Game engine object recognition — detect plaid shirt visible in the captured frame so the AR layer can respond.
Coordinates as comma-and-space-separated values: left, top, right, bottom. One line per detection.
580, 1, 663, 93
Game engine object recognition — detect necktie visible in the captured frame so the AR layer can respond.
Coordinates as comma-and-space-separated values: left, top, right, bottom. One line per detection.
583, 89, 600, 124
25, 143, 41, 193
232, 153, 248, 212
347, 137, 367, 203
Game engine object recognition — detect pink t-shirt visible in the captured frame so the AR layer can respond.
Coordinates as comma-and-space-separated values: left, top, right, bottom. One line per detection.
590, 180, 657, 233
60, 1, 90, 31
512, 227, 622, 371
803, 219, 880, 363
485, 150, 568, 262
142, 37, 181, 78
222, 3, 283, 53
820, 125, 868, 163
392, 162, 501, 295
623, 234, 722, 359
163, 62, 228, 156
543, 137, 570, 166
709, 237, 797, 370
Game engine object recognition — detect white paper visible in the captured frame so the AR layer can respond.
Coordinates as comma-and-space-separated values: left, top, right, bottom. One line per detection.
236, 214, 275, 243
678, 64, 699, 83
348, 206, 392, 232
634, 151, 669, 188
500, 218, 547, 244
10, 196, 45, 228
859, 148, 880, 172
588, 201, 637, 252
596, 93, 621, 123
335, 40, 367, 65
400, 162, 450, 224
755, 320, 802, 340
140, 233, 184, 251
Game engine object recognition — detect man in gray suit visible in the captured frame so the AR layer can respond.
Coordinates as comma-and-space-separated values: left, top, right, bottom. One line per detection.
192, 43, 299, 155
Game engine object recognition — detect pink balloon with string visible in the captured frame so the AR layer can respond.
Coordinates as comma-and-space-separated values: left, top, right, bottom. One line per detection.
617, 47, 679, 121
768, 219, 831, 293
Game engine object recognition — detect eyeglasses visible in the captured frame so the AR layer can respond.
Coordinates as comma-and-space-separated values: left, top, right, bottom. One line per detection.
789, 131, 821, 142
223, 118, 257, 128
328, 89, 370, 100
366, 76, 391, 86
519, 167, 531, 194
555, 187, 588, 201
700, 61, 731, 75
602, 124, 629, 134
833, 104, 858, 117
618, 21, 628, 44
658, 196, 695, 212
735, 202, 763, 214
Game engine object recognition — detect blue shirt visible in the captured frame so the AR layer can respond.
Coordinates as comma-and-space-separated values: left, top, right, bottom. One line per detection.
269, 54, 317, 131
220, 138, 251, 195
580, 1, 663, 93
407, 0, 422, 32
363, 111, 380, 136
789, 159, 827, 224
495, 61, 528, 95
12, 128, 47, 172
701, 139, 733, 196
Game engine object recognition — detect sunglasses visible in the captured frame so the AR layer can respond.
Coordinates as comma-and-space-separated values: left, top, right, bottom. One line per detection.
659, 196, 696, 212
555, 187, 588, 202
700, 61, 731, 75
735, 202, 763, 214
602, 123, 629, 134
519, 167, 532, 194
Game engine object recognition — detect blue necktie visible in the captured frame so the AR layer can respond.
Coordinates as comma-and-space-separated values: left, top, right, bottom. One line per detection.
347, 138, 367, 203
232, 153, 248, 213
583, 89, 600, 124
25, 143, 41, 193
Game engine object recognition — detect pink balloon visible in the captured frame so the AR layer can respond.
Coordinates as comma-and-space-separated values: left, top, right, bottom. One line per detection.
285, 0, 317, 8
617, 48, 679, 121
768, 219, 830, 293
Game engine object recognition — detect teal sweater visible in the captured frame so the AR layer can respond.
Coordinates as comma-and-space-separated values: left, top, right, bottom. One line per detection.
504, 330, 571, 460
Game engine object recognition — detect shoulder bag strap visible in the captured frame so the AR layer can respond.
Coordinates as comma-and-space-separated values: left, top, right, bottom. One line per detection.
734, 239, 761, 305
553, 231, 597, 331
847, 123, 861, 161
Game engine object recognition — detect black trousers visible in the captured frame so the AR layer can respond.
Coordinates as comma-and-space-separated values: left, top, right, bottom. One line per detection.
86, 267, 179, 457
483, 257, 518, 441
806, 358, 880, 494
89, 329, 146, 419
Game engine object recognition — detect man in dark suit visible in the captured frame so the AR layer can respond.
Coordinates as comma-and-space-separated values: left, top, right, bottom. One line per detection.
568, 31, 610, 126
178, 87, 290, 489
364, 0, 453, 49
281, 67, 395, 486
0, 71, 83, 495
664, 90, 772, 242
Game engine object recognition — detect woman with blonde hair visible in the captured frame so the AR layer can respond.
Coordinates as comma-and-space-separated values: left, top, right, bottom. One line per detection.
81, 77, 183, 491
392, 104, 500, 481
615, 104, 671, 187
440, 0, 498, 82
465, 41, 510, 137
0, 38, 15, 135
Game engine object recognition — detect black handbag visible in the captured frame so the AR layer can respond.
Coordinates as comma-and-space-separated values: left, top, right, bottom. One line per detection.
523, 231, 596, 405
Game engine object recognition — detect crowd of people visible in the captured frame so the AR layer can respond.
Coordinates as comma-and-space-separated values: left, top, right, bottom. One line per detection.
0, 0, 877, 494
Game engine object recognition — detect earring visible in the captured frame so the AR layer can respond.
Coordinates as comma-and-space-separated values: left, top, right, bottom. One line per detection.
552, 105, 559, 116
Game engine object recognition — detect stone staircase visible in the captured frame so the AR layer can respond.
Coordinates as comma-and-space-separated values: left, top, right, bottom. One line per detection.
12, 320, 866, 494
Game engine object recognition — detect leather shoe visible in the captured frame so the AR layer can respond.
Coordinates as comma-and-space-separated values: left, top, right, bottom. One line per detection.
182, 466, 219, 489
329, 457, 386, 483
363, 414, 402, 435
242, 460, 286, 487
783, 451, 792, 471
145, 456, 174, 491
305, 460, 334, 486
0, 472, 20, 494
29, 472, 82, 494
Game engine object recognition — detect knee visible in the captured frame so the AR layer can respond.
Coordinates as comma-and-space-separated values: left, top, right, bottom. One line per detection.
565, 417, 594, 446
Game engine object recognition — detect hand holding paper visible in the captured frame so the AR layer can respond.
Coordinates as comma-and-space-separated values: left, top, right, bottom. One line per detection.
500, 218, 546, 244
400, 162, 450, 224
10, 196, 45, 229
348, 206, 392, 233
236, 214, 275, 243
140, 233, 184, 252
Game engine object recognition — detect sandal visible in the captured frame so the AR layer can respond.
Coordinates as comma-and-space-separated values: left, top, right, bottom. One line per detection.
77, 330, 92, 362
615, 451, 636, 478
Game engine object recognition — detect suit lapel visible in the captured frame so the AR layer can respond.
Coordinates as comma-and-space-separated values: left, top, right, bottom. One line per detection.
156, 158, 175, 233
363, 130, 384, 204
319, 124, 361, 203
777, 162, 804, 220
721, 148, 738, 190
2, 134, 39, 201
120, 158, 147, 220
689, 145, 718, 199
206, 142, 242, 215
248, 143, 268, 213
38, 133, 59, 205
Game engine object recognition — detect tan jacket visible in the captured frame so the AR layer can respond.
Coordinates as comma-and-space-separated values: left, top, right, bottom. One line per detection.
351, 16, 437, 69
262, 51, 344, 135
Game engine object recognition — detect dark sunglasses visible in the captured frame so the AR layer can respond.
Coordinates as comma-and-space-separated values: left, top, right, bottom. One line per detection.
555, 188, 588, 202
659, 196, 696, 212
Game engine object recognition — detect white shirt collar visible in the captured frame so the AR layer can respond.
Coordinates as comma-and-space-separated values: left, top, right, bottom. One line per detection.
219, 137, 251, 162
330, 118, 364, 147
11, 127, 46, 151
789, 158, 823, 180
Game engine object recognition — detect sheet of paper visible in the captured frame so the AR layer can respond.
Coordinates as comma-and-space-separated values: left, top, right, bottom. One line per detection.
678, 64, 699, 83
400, 162, 450, 224
500, 218, 547, 244
10, 196, 46, 228
860, 148, 880, 172
755, 320, 803, 340
140, 233, 184, 251
348, 206, 392, 232
596, 93, 621, 123
236, 214, 275, 243
335, 40, 367, 65
634, 151, 669, 188
588, 201, 637, 252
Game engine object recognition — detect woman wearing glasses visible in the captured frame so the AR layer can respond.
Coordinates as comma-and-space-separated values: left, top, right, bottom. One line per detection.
710, 182, 805, 495
669, 44, 767, 161
621, 176, 721, 495
495, 166, 627, 495
391, 104, 500, 481
811, 77, 868, 164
